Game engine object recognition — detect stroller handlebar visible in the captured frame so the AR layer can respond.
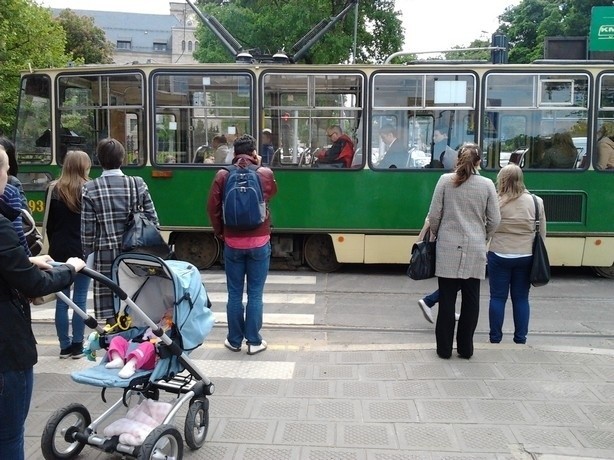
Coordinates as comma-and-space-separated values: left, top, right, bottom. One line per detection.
50, 262, 128, 301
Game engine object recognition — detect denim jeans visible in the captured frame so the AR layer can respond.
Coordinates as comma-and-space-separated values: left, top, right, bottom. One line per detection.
487, 252, 532, 344
423, 289, 440, 307
0, 367, 33, 460
55, 273, 91, 349
223, 242, 271, 348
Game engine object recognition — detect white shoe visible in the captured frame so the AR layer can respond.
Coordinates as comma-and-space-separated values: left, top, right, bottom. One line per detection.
105, 357, 125, 369
418, 299, 434, 324
455, 312, 460, 321
118, 360, 137, 379
247, 340, 267, 355
224, 338, 241, 352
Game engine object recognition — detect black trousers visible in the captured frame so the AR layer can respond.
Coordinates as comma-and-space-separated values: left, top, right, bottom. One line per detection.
435, 277, 480, 359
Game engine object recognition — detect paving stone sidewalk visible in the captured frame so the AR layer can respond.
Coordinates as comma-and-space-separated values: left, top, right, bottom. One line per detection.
27, 341, 614, 459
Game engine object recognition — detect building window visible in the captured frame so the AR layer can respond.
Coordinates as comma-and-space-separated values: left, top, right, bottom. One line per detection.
153, 42, 168, 51
182, 40, 186, 51
188, 41, 192, 51
194, 41, 199, 51
117, 40, 132, 50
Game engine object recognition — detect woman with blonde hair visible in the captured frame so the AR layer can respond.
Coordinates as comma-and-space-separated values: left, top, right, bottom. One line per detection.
428, 143, 500, 359
46, 150, 92, 358
488, 163, 546, 344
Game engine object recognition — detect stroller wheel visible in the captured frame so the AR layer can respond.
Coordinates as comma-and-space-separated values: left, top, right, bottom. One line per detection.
41, 403, 91, 460
137, 424, 183, 460
184, 398, 209, 449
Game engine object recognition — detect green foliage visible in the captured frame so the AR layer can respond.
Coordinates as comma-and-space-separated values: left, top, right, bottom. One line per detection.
192, 0, 404, 64
55, 9, 114, 64
444, 39, 491, 61
0, 0, 69, 135
496, 0, 614, 63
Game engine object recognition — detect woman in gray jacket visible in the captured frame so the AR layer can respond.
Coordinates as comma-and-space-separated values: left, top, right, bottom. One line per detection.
488, 164, 546, 344
428, 144, 501, 359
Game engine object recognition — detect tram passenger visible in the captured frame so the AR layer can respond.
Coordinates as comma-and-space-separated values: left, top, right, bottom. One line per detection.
427, 143, 500, 359
488, 164, 546, 345
315, 125, 354, 168
207, 134, 277, 355
47, 151, 92, 359
261, 129, 275, 166
0, 138, 27, 208
597, 124, 614, 170
377, 124, 408, 169
81, 138, 160, 324
428, 127, 458, 169
212, 134, 230, 164
536, 132, 577, 168
0, 147, 87, 460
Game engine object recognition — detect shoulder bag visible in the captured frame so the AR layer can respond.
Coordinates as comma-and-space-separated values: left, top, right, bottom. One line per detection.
121, 176, 170, 259
407, 229, 436, 280
530, 194, 550, 287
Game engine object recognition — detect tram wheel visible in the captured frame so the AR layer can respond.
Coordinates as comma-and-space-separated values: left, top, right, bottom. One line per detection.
174, 232, 220, 269
593, 264, 614, 279
304, 234, 341, 273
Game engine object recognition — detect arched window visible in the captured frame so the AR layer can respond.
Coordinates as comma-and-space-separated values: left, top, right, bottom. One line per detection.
194, 41, 199, 51
188, 41, 193, 51
181, 40, 185, 51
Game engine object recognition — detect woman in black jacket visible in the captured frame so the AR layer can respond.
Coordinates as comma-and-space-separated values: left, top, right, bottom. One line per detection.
0, 149, 86, 460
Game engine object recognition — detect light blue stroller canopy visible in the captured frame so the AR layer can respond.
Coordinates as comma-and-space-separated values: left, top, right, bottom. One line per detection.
72, 253, 214, 387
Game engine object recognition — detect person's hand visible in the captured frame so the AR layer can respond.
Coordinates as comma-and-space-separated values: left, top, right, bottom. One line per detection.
254, 153, 262, 165
29, 254, 54, 270
65, 257, 86, 272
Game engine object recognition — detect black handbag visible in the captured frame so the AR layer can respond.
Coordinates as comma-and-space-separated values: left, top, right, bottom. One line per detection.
530, 194, 550, 287
407, 230, 436, 280
122, 177, 170, 259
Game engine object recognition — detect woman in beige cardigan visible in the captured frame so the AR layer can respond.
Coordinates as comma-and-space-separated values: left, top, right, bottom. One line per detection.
428, 144, 500, 359
488, 164, 546, 344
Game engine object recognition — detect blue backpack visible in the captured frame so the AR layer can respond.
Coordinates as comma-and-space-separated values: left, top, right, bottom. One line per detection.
222, 164, 266, 230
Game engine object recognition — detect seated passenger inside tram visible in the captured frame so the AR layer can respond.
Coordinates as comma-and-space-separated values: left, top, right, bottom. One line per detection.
314, 125, 354, 168
535, 132, 577, 169
377, 124, 408, 169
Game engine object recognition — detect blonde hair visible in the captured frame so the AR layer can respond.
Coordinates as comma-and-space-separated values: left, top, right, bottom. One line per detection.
452, 143, 481, 187
496, 163, 526, 205
55, 150, 91, 213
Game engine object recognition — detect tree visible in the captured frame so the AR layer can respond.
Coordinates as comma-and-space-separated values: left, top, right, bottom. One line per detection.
192, 0, 404, 64
0, 0, 69, 136
444, 39, 491, 61
496, 0, 614, 63
55, 9, 114, 64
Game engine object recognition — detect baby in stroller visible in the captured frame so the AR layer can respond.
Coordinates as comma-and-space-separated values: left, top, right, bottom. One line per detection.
105, 308, 173, 378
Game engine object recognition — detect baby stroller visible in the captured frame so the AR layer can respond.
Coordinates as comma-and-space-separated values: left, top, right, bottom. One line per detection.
41, 253, 216, 460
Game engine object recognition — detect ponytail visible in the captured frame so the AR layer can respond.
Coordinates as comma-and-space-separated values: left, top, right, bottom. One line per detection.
452, 143, 481, 187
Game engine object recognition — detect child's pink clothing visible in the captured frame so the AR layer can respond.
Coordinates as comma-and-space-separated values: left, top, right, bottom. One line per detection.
107, 336, 156, 371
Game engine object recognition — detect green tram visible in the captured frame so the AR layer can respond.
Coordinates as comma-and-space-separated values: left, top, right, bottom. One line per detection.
13, 61, 614, 275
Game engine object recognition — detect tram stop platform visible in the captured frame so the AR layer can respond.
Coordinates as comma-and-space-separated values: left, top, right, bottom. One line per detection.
26, 338, 614, 459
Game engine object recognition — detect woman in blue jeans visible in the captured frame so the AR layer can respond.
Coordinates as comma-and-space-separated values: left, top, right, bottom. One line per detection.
488, 164, 546, 344
46, 150, 92, 358
207, 134, 278, 355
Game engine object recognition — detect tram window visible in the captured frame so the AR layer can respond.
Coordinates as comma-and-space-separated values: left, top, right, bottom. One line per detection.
57, 73, 144, 166
596, 74, 614, 171
153, 72, 252, 165
483, 73, 589, 170
262, 72, 363, 168
15, 75, 52, 165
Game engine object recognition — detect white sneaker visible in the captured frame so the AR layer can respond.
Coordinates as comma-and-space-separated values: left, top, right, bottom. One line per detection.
118, 359, 137, 379
224, 339, 241, 352
418, 299, 434, 324
247, 340, 267, 355
455, 312, 460, 321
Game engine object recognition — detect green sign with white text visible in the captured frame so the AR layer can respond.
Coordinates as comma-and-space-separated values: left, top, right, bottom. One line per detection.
591, 6, 614, 51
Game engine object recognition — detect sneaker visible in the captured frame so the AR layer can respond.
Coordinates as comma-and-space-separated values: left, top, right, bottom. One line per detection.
59, 346, 72, 359
455, 312, 460, 321
224, 338, 241, 352
247, 340, 267, 355
70, 342, 84, 359
418, 299, 434, 324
